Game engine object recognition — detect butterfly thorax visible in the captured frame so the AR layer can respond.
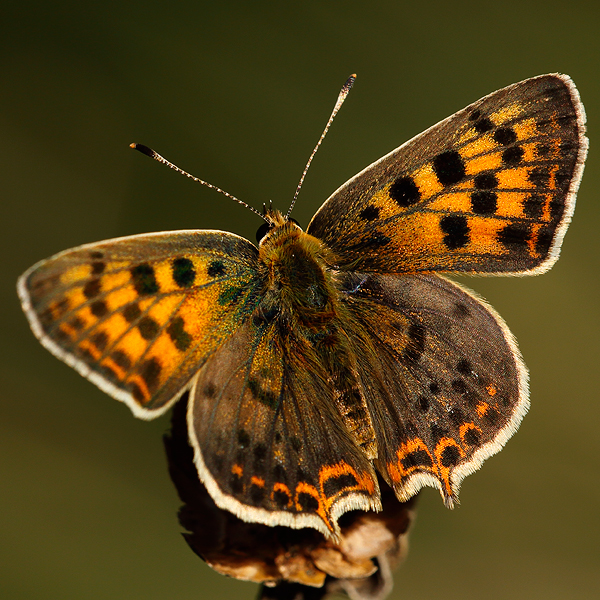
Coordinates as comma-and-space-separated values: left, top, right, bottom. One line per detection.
257, 211, 339, 330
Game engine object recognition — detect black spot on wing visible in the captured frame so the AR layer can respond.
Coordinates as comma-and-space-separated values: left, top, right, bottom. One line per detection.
433, 150, 466, 185
449, 407, 465, 427
111, 350, 132, 370
273, 463, 286, 482
207, 260, 226, 278
131, 264, 159, 295
203, 382, 217, 398
401, 449, 433, 470
172, 257, 195, 287
167, 316, 192, 352
502, 146, 524, 165
498, 224, 531, 249
131, 382, 145, 403
484, 407, 501, 426
83, 279, 101, 299
290, 436, 302, 453
537, 143, 551, 158
92, 331, 108, 351
138, 316, 159, 340
440, 215, 469, 249
417, 396, 430, 412
453, 302, 470, 318
474, 173, 499, 190
523, 194, 544, 219
230, 474, 244, 494
456, 359, 472, 376
535, 228, 553, 256
123, 303, 142, 323
253, 443, 267, 464
322, 473, 358, 498
90, 300, 108, 317
464, 428, 481, 446
389, 176, 421, 207
237, 428, 251, 448
430, 424, 449, 442
451, 379, 468, 394
140, 357, 162, 392
493, 126, 517, 145
250, 485, 266, 503
91, 261, 105, 275
70, 316, 85, 330
297, 492, 319, 512
473, 117, 494, 134
471, 191, 497, 214
248, 378, 278, 409
359, 205, 380, 221
273, 489, 290, 508
440, 445, 461, 468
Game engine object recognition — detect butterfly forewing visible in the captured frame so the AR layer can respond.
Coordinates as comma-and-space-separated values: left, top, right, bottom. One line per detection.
338, 272, 526, 505
187, 316, 380, 539
18, 231, 261, 417
308, 74, 587, 275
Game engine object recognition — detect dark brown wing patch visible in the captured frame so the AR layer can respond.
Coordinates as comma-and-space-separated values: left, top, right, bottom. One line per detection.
187, 316, 380, 540
339, 272, 527, 506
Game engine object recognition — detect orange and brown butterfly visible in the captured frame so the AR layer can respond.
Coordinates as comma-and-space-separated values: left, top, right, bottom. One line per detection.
18, 74, 587, 540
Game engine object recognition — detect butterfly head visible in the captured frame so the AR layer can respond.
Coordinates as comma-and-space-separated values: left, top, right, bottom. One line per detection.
255, 208, 302, 245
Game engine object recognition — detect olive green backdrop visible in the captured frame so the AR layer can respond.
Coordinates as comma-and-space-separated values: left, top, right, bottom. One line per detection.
1, 1, 598, 599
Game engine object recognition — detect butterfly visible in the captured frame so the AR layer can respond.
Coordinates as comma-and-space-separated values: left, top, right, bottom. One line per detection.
18, 74, 587, 541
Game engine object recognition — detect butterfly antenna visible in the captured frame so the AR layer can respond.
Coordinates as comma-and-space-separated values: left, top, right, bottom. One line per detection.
130, 143, 267, 222
286, 74, 356, 219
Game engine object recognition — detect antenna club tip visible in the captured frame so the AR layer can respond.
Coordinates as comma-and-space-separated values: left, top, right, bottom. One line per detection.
130, 143, 156, 158
342, 74, 356, 94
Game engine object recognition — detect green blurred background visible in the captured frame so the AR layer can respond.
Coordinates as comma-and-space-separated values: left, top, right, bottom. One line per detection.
2, 1, 598, 598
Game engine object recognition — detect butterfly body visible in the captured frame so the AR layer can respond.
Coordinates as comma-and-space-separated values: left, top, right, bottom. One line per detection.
256, 211, 379, 458
257, 211, 337, 328
19, 74, 587, 540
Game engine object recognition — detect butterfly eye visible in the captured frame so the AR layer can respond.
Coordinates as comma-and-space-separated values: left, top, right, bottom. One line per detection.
256, 222, 273, 243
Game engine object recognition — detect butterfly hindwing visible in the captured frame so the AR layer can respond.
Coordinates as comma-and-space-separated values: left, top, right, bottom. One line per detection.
338, 272, 527, 505
187, 315, 380, 539
18, 230, 261, 417
308, 74, 587, 275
